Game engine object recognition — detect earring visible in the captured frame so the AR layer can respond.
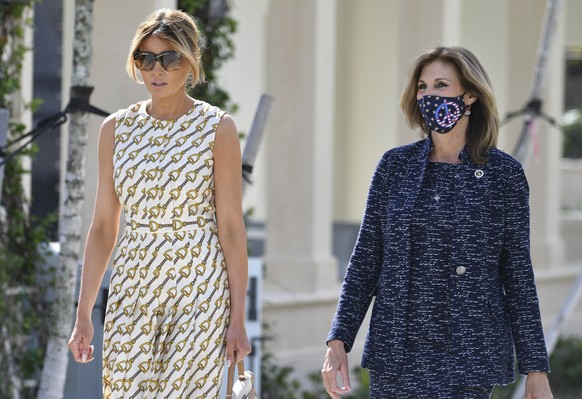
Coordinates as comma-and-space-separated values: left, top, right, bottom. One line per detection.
464, 105, 472, 116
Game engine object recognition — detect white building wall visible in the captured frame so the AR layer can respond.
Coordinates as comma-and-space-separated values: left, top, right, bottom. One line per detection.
221, 0, 270, 220
333, 0, 402, 222
565, 0, 582, 46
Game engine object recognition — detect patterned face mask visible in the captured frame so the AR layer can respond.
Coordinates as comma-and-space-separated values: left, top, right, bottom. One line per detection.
417, 93, 466, 134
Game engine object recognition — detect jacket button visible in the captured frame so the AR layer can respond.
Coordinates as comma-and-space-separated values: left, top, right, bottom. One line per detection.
456, 266, 466, 275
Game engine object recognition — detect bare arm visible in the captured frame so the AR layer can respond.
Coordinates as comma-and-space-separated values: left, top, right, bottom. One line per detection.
68, 115, 121, 362
213, 114, 251, 365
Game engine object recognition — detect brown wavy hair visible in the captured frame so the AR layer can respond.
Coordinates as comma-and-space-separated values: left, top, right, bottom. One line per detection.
126, 8, 205, 86
400, 46, 499, 164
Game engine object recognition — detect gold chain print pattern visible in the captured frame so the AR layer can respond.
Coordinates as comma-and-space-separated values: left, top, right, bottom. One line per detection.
103, 101, 229, 399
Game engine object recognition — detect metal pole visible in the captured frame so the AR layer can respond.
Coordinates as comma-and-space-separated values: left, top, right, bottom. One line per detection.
0, 109, 9, 204
241, 94, 274, 197
513, 0, 564, 162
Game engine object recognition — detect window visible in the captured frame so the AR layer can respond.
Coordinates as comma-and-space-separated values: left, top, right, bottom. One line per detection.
563, 47, 582, 158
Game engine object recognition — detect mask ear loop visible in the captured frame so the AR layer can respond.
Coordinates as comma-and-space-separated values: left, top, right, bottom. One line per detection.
462, 92, 472, 116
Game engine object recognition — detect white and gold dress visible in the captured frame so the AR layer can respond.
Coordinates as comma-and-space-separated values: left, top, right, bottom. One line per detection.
103, 100, 229, 399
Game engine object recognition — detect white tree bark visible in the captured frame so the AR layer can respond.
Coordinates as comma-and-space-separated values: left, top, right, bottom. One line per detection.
37, 1, 95, 398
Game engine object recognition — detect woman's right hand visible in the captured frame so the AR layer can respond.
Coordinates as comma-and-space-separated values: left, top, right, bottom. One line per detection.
322, 339, 351, 399
67, 317, 95, 363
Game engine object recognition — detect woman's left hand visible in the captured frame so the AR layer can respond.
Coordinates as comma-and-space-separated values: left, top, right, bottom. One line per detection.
524, 371, 553, 399
225, 322, 252, 367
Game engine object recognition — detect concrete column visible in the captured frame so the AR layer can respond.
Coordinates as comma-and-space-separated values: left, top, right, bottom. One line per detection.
442, 0, 462, 43
334, 0, 402, 222
262, 0, 340, 376
264, 0, 337, 293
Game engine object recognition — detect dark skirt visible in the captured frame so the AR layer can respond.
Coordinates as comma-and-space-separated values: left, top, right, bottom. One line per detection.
369, 346, 493, 399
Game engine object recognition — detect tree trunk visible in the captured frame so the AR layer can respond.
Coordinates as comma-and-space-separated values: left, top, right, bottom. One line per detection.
37, 1, 95, 398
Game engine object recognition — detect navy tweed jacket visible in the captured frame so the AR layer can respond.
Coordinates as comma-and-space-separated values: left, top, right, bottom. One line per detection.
327, 137, 550, 386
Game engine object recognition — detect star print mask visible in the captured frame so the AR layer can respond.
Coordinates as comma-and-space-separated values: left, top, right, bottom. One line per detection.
417, 93, 467, 134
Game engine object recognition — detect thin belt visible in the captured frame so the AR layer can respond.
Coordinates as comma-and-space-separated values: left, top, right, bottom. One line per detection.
126, 216, 214, 233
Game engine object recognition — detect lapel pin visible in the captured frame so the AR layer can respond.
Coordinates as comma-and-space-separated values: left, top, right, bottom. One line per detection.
474, 170, 484, 178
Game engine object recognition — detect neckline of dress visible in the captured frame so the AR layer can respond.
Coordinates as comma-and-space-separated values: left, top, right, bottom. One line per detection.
139, 100, 198, 123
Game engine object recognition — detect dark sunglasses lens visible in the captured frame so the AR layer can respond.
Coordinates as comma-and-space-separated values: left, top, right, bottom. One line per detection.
160, 52, 181, 69
135, 53, 155, 70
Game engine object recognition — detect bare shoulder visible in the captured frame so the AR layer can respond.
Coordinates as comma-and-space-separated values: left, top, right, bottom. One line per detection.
216, 113, 238, 138
100, 113, 116, 134
97, 114, 117, 153
214, 114, 240, 154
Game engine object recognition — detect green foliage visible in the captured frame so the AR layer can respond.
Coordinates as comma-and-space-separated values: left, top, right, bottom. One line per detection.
300, 371, 328, 399
491, 382, 514, 399
547, 336, 582, 396
260, 350, 303, 399
344, 367, 370, 399
301, 367, 369, 399
178, 0, 238, 113
260, 356, 370, 399
0, 3, 32, 108
0, 1, 55, 398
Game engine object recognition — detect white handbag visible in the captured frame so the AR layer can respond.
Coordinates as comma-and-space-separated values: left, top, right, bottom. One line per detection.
226, 359, 258, 399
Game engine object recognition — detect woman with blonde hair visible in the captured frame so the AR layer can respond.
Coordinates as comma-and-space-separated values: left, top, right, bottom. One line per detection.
322, 46, 553, 398
68, 8, 251, 398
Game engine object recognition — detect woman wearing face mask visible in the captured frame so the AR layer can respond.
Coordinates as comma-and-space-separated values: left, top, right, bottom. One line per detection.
322, 47, 553, 399
67, 9, 251, 398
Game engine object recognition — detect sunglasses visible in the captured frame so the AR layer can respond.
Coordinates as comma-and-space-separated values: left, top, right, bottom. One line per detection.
133, 51, 182, 71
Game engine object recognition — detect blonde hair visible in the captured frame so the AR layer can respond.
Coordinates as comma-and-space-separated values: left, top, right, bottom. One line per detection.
126, 8, 205, 86
400, 46, 499, 164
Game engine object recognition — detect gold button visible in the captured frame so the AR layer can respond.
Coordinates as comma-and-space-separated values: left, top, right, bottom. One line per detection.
456, 266, 466, 275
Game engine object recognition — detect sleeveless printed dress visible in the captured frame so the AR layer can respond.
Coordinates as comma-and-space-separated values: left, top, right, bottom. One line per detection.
103, 100, 230, 399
